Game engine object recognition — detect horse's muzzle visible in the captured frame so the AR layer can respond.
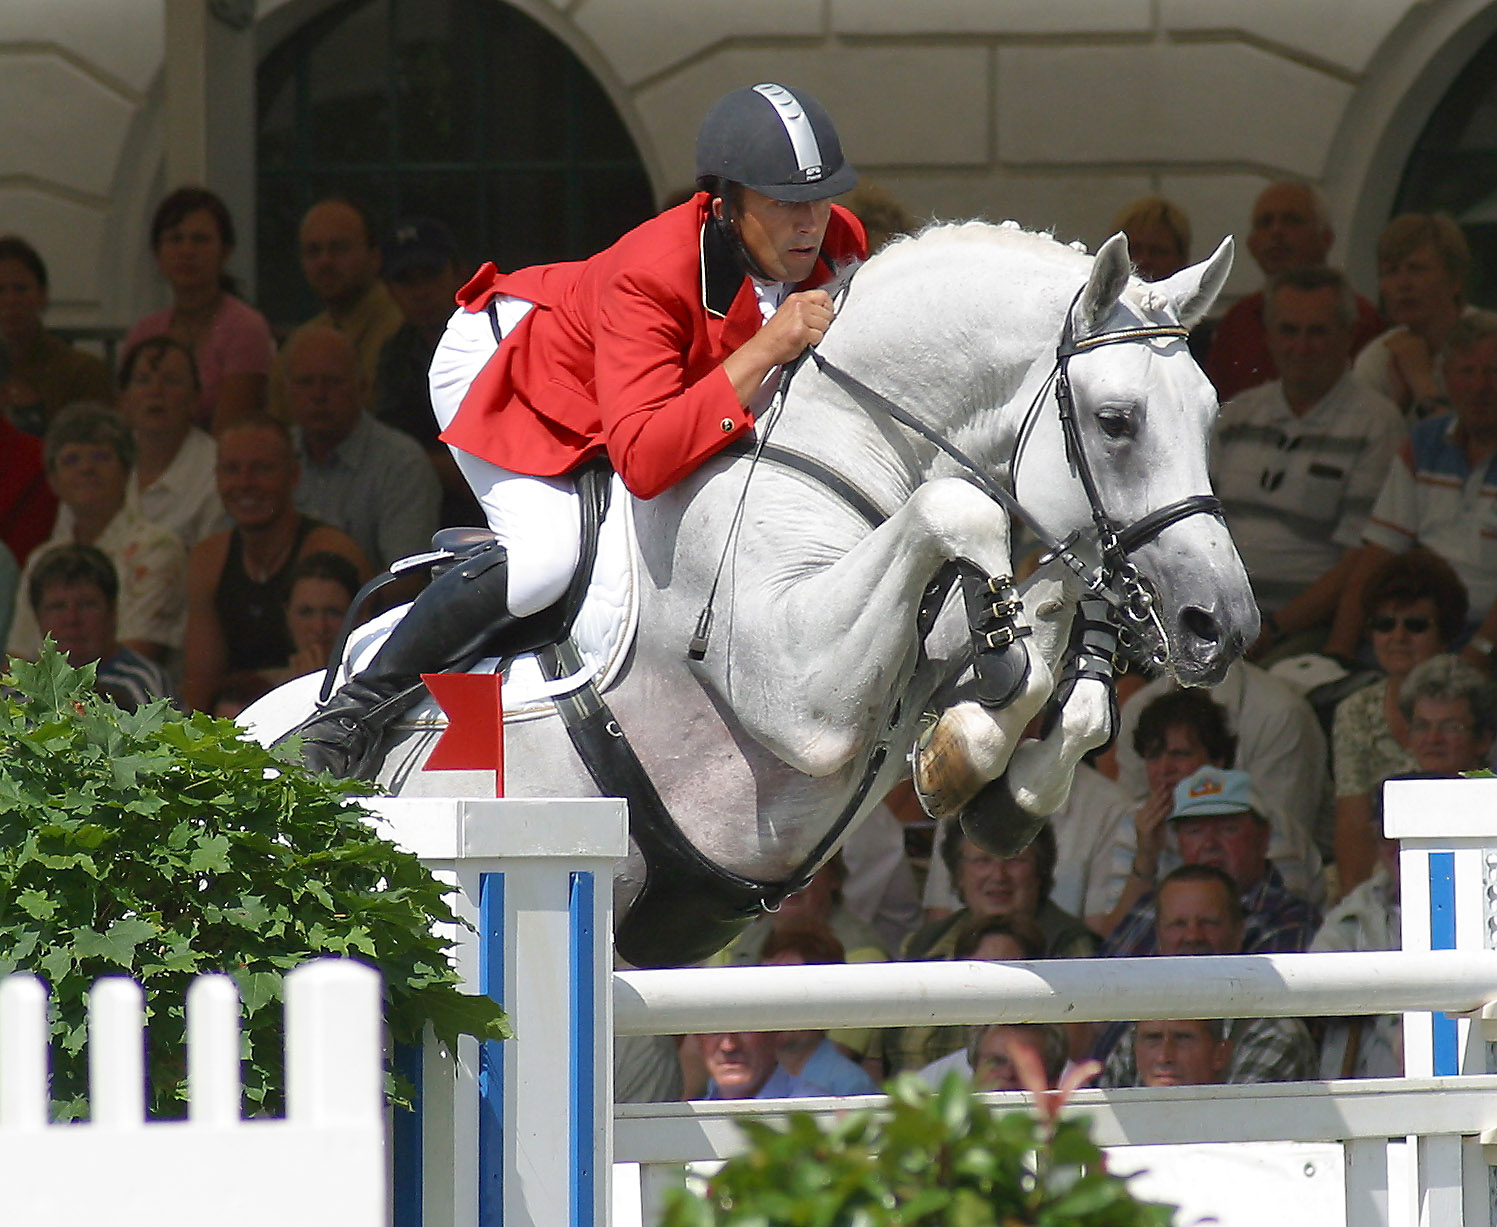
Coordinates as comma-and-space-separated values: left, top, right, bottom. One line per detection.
1168, 604, 1254, 685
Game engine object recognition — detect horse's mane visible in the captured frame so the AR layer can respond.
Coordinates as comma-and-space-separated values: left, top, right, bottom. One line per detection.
864, 218, 1092, 272
841, 217, 1177, 323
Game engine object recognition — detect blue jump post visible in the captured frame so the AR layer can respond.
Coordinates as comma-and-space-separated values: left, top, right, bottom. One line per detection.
1384, 775, 1497, 1080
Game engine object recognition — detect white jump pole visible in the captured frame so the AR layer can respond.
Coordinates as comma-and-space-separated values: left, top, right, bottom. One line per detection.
613, 949, 1497, 1036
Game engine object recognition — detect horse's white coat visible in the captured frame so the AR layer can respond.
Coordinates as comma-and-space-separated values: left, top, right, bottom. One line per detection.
245, 223, 1257, 934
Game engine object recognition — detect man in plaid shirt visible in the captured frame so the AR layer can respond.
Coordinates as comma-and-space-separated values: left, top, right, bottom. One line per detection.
1097, 861, 1317, 1086
1100, 765, 1320, 959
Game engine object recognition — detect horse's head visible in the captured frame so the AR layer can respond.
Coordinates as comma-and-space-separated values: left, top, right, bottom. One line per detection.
1012, 232, 1258, 684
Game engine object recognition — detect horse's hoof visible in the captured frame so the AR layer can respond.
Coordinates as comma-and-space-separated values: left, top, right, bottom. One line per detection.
911, 714, 987, 820
959, 776, 1049, 859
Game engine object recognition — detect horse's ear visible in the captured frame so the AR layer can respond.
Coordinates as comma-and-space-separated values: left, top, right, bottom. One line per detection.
1072, 232, 1133, 338
1155, 236, 1234, 328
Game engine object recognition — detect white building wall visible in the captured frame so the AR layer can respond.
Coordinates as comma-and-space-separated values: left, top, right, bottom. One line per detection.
3, 0, 1496, 332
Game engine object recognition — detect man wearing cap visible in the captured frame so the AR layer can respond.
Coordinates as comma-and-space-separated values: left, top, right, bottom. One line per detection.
374, 217, 481, 527
290, 82, 868, 778
1100, 766, 1320, 959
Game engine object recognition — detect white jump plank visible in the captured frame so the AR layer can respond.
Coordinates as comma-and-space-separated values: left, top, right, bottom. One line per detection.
1344, 1137, 1390, 1227
285, 958, 382, 1126
1417, 1134, 1465, 1226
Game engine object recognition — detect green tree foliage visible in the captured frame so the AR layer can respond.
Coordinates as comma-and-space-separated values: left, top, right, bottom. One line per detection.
661, 1073, 1176, 1227
0, 646, 509, 1120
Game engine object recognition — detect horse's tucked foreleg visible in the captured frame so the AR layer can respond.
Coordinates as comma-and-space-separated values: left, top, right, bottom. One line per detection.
740, 478, 1021, 778
952, 594, 1120, 857
912, 576, 1073, 821
1005, 676, 1114, 814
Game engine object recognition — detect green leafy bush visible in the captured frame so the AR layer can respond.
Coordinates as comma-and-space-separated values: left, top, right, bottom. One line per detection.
661, 1073, 1175, 1227
0, 646, 509, 1120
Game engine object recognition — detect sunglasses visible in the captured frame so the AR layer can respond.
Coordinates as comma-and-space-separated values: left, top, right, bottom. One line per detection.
1368, 614, 1433, 635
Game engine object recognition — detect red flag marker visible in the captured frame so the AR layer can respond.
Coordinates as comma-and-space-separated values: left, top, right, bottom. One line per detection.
422, 672, 504, 794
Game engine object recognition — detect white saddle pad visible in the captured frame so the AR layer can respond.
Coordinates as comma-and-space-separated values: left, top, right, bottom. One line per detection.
242, 474, 639, 741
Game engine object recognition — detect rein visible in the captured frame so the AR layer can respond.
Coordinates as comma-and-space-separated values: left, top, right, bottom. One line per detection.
807, 290, 1223, 664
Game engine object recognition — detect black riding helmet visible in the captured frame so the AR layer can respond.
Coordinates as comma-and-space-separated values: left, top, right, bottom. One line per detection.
695, 83, 858, 201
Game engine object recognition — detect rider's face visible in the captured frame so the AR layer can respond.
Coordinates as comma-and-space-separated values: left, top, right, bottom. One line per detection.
719, 187, 830, 285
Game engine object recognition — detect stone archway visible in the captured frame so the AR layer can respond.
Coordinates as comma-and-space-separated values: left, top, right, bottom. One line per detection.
253, 0, 655, 326
1324, 0, 1497, 295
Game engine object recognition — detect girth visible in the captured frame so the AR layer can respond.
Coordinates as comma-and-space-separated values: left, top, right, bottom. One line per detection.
539, 638, 771, 967
539, 625, 893, 968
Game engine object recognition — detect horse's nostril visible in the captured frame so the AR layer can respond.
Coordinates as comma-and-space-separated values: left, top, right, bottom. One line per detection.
1180, 605, 1221, 645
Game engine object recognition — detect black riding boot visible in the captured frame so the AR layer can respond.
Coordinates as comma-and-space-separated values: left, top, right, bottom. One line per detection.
288, 543, 544, 780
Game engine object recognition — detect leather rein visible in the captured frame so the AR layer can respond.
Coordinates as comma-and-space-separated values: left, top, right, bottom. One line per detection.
805, 284, 1223, 668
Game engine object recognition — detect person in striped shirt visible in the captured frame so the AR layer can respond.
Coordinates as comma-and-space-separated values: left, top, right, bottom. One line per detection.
1212, 266, 1404, 661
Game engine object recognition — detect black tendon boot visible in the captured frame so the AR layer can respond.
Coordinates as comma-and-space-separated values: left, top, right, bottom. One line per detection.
288, 543, 545, 780
961, 568, 1032, 709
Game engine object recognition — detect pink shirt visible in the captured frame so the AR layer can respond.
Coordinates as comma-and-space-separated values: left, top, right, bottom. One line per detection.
124, 294, 275, 428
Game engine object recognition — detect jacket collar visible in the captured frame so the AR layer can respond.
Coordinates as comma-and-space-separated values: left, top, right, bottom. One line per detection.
700, 215, 743, 319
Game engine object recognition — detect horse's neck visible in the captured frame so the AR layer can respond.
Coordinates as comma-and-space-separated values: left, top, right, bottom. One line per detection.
810, 248, 1073, 490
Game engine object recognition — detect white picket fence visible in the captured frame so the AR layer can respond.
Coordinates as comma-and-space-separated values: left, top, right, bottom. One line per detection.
0, 958, 385, 1227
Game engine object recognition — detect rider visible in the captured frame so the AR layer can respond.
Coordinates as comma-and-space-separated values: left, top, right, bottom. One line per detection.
291, 83, 868, 777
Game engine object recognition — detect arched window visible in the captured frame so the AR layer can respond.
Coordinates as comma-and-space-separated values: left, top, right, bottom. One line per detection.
1394, 28, 1497, 306
256, 0, 654, 325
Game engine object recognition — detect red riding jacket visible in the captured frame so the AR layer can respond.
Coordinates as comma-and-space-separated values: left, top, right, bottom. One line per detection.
441, 192, 867, 500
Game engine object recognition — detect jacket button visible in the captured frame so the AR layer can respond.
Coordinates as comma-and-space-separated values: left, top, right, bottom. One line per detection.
719, 417, 735, 433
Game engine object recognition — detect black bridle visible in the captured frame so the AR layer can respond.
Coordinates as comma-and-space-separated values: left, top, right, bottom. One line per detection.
806, 286, 1223, 666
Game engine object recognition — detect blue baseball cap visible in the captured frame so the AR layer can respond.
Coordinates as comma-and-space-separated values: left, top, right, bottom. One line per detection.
1169, 766, 1264, 822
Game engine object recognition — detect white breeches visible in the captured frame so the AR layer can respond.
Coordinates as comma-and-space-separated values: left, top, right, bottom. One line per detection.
429, 298, 581, 619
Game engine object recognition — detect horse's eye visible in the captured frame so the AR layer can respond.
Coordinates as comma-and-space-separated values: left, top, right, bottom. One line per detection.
1096, 407, 1134, 440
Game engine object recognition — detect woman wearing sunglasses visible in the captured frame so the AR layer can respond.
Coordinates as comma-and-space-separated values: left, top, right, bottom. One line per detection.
1331, 548, 1467, 895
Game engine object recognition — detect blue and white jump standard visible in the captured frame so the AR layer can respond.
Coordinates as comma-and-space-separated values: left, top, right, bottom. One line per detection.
367, 796, 627, 1227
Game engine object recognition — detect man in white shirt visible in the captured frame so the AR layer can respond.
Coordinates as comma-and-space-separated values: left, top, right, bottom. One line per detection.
1213, 266, 1404, 659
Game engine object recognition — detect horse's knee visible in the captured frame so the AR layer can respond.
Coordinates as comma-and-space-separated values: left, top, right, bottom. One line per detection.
908, 479, 1013, 568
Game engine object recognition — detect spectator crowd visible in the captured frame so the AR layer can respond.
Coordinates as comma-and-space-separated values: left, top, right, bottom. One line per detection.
1, 178, 1492, 1104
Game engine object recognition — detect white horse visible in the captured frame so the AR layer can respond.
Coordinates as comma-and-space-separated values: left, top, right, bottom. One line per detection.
246, 223, 1256, 967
